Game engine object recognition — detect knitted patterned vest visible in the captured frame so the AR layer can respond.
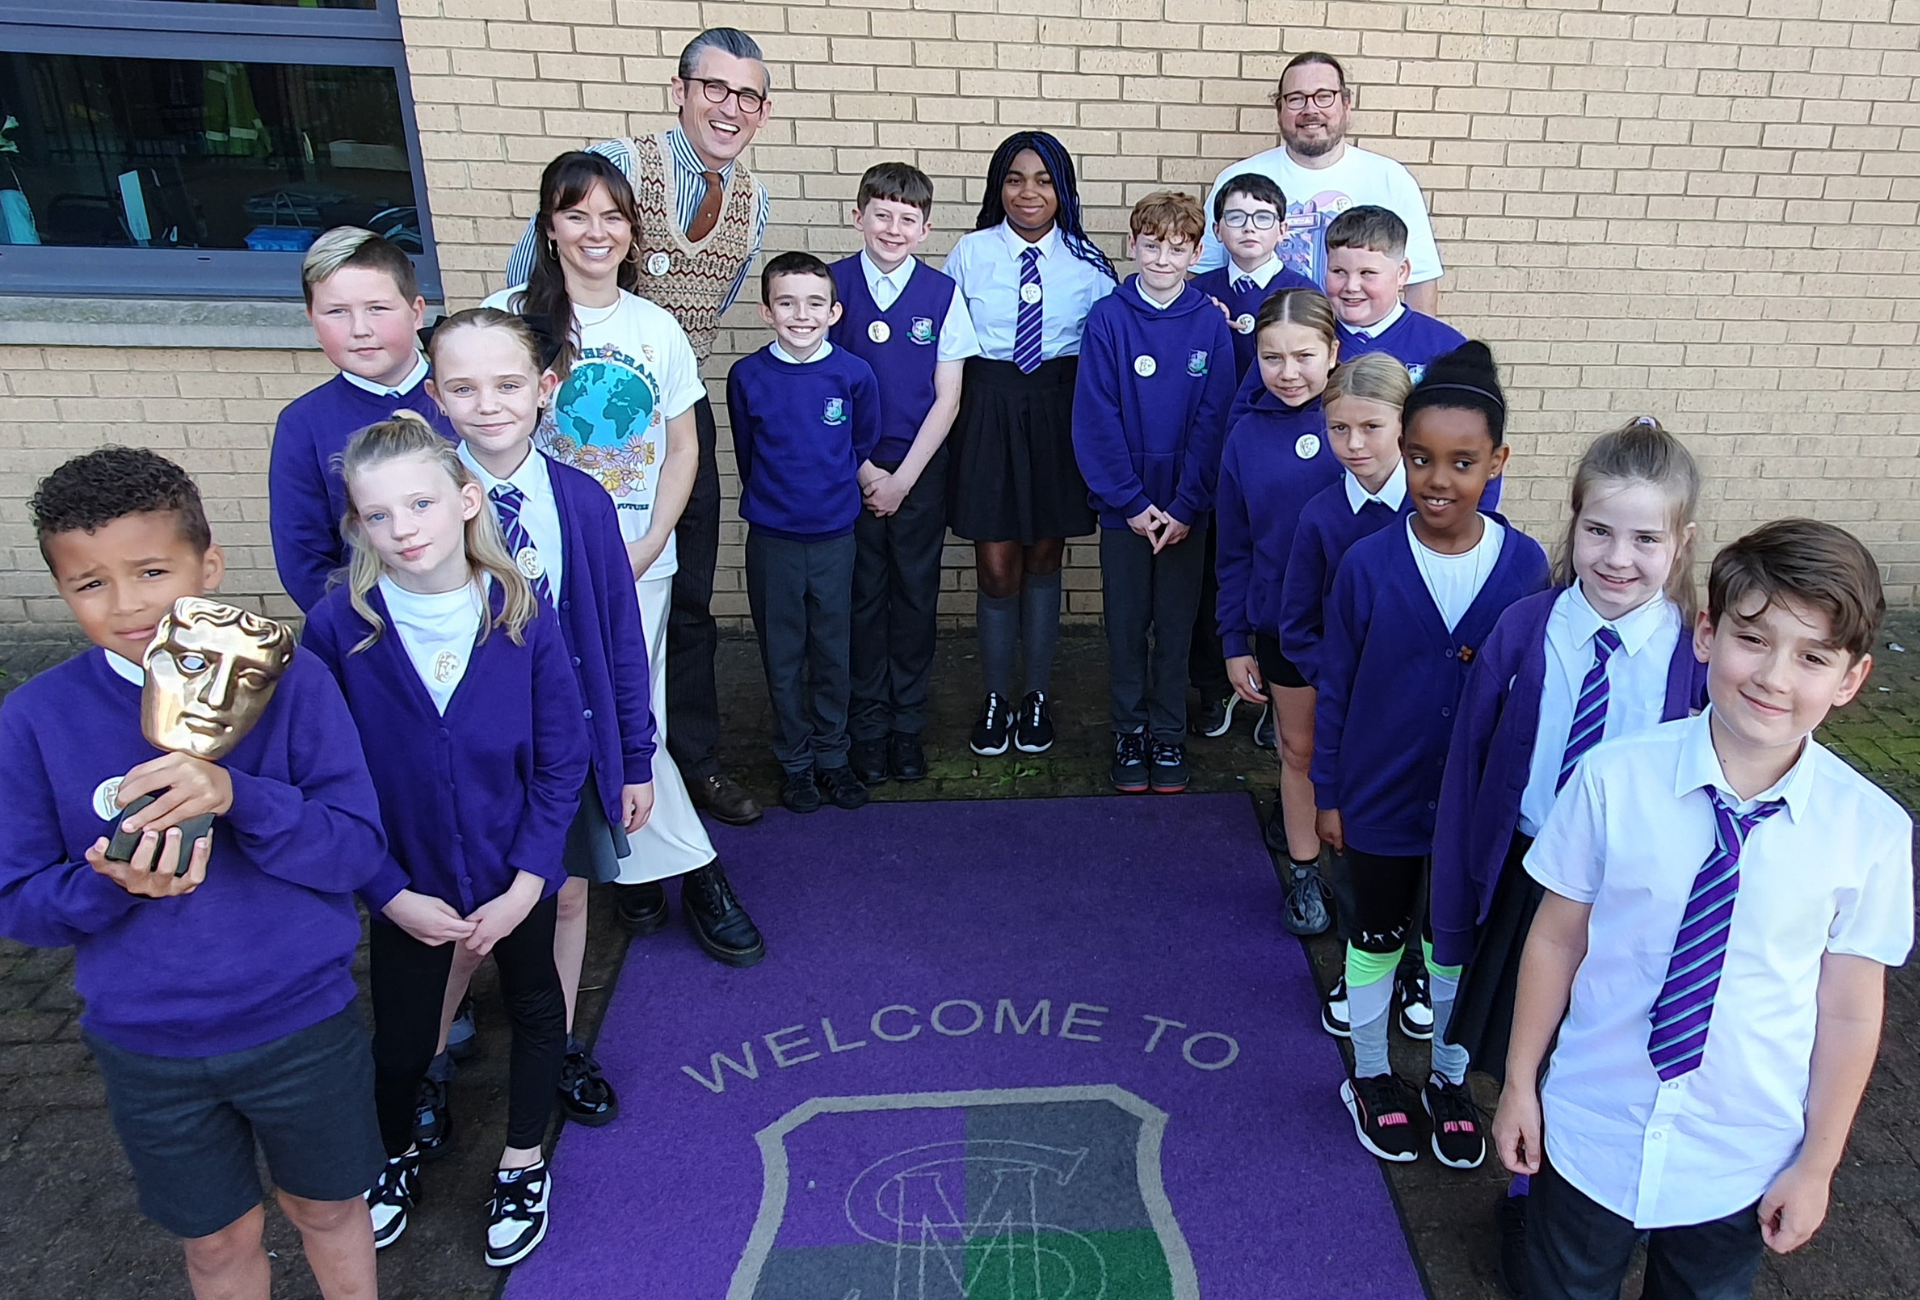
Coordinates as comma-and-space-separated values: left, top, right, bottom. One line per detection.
629, 131, 760, 365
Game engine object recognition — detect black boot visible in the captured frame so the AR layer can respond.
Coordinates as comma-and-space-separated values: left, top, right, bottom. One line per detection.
613, 880, 667, 936
681, 860, 766, 968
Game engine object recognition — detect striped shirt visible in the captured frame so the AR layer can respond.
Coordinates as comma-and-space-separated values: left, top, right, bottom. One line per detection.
505, 127, 771, 317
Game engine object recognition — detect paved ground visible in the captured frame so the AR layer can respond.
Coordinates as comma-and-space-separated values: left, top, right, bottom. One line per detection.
3, 615, 1919, 1299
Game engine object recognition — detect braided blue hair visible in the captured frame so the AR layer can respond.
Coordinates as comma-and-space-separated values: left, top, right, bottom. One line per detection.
975, 131, 1117, 282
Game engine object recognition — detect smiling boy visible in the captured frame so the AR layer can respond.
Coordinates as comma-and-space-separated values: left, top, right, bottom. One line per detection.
1493, 519, 1912, 1300
1324, 206, 1465, 385
727, 252, 884, 813
1190, 173, 1318, 383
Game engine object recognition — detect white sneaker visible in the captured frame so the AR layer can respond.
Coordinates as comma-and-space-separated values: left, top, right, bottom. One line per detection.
486, 1161, 551, 1267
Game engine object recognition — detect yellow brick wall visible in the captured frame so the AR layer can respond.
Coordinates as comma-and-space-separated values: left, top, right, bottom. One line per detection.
3, 0, 1918, 626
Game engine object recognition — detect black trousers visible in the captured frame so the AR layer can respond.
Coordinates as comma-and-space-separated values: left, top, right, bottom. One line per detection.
1344, 847, 1431, 956
850, 447, 949, 741
1188, 521, 1231, 697
667, 395, 723, 783
746, 529, 856, 775
369, 894, 564, 1156
1529, 1155, 1765, 1300
1099, 524, 1208, 743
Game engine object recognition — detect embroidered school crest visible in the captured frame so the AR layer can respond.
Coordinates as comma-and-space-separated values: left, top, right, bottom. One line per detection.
823, 397, 847, 426
1407, 363, 1427, 383
1186, 350, 1209, 377
909, 316, 936, 345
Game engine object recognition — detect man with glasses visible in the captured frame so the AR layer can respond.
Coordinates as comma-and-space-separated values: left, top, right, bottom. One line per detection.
507, 27, 772, 830
1197, 51, 1443, 315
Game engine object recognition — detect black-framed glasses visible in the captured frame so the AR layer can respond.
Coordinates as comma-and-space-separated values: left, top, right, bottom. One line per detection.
685, 76, 768, 115
1281, 88, 1344, 111
1220, 210, 1281, 230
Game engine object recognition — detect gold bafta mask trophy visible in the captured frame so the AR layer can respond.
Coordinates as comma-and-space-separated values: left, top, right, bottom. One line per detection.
105, 597, 297, 872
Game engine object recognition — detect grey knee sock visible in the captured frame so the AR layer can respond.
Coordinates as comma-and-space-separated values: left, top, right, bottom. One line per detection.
1430, 969, 1470, 1085
1020, 571, 1063, 696
1349, 973, 1395, 1078
978, 591, 1019, 698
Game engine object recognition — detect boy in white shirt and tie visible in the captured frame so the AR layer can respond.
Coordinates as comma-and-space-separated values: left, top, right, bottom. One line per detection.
1494, 519, 1913, 1300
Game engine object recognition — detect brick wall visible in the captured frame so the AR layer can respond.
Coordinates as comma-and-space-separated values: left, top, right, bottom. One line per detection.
3, 0, 1918, 625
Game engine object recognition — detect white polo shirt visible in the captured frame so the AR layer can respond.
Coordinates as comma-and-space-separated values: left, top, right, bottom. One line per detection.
1526, 709, 1913, 1228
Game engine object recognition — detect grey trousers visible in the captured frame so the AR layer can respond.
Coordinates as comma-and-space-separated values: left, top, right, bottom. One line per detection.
1100, 523, 1208, 743
746, 528, 857, 775
850, 447, 949, 741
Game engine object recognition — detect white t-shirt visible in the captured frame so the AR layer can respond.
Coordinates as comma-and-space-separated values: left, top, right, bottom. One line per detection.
379, 575, 486, 715
1409, 515, 1504, 633
482, 286, 705, 580
1196, 142, 1443, 286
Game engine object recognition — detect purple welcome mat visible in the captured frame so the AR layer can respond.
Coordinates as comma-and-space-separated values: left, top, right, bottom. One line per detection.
505, 794, 1426, 1299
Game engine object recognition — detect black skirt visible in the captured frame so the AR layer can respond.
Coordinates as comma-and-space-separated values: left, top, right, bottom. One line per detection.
1447, 830, 1540, 1084
947, 356, 1096, 544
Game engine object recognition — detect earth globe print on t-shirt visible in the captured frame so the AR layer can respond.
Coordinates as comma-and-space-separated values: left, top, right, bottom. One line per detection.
540, 342, 662, 500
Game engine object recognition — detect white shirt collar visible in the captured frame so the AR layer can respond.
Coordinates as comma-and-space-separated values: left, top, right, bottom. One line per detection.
1346, 301, 1407, 339
105, 648, 145, 687
860, 249, 916, 298
458, 440, 551, 502
1344, 459, 1406, 513
997, 223, 1060, 262
666, 124, 733, 181
341, 351, 429, 398
1230, 255, 1286, 290
769, 339, 834, 365
1672, 707, 1817, 822
1135, 278, 1178, 310
1564, 582, 1674, 659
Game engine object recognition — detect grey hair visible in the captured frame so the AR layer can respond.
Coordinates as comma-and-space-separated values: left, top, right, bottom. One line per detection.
679, 28, 767, 90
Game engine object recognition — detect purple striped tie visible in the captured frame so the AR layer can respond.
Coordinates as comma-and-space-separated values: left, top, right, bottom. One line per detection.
490, 484, 553, 606
1556, 625, 1623, 792
1646, 790, 1783, 1081
1013, 246, 1043, 374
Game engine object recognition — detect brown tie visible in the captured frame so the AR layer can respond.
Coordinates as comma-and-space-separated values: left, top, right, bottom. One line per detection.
687, 171, 724, 241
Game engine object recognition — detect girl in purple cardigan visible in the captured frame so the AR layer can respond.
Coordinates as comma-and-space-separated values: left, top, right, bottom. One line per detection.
1430, 417, 1704, 1284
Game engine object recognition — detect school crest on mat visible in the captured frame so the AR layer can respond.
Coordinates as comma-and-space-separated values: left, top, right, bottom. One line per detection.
727, 1085, 1200, 1300
823, 397, 847, 426
1186, 350, 1209, 377
910, 317, 936, 345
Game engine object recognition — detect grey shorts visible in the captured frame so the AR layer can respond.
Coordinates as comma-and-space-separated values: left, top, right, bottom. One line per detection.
85, 1003, 385, 1238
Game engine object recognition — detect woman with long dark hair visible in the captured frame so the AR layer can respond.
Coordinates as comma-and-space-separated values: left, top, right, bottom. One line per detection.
944, 131, 1118, 757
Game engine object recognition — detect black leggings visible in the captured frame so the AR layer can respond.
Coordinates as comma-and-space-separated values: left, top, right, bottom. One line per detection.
370, 893, 564, 1156
1344, 848, 1431, 956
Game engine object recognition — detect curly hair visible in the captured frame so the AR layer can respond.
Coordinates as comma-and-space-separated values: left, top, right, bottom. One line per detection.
30, 445, 211, 565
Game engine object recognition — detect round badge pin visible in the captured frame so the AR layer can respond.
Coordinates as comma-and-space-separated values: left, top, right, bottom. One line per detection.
515, 546, 543, 580
1134, 355, 1157, 377
645, 251, 672, 277
1295, 434, 1322, 460
1019, 282, 1043, 306
1234, 313, 1256, 335
433, 651, 460, 684
868, 320, 891, 344
92, 776, 124, 822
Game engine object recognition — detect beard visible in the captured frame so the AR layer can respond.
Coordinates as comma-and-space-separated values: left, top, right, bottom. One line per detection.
1284, 120, 1342, 158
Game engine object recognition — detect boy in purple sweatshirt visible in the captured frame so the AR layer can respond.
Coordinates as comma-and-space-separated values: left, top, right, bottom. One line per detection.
1072, 191, 1235, 794
0, 447, 388, 1300
1324, 205, 1467, 385
269, 227, 455, 612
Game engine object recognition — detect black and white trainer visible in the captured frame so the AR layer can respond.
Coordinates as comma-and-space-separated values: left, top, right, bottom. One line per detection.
1340, 1073, 1419, 1162
969, 692, 1013, 756
1396, 967, 1434, 1040
365, 1147, 420, 1249
1422, 1073, 1487, 1169
1013, 691, 1054, 754
485, 1161, 552, 1268
1321, 973, 1351, 1038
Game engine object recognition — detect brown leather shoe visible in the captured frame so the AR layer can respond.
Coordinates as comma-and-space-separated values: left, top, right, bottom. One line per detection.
691, 772, 763, 825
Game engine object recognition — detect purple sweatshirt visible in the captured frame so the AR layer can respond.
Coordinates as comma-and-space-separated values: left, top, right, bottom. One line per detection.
1278, 477, 1411, 687
0, 649, 388, 1056
269, 375, 455, 613
1428, 588, 1707, 966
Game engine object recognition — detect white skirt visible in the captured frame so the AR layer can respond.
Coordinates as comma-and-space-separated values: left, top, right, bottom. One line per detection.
611, 574, 716, 884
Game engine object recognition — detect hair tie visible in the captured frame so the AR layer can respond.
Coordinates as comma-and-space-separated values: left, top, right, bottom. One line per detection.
1634, 414, 1659, 428
1417, 381, 1506, 411
516, 313, 566, 372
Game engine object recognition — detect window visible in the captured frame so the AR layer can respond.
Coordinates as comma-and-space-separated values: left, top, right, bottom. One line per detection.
0, 0, 438, 299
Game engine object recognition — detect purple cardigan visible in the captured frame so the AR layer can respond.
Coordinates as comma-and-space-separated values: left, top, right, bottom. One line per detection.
1429, 587, 1707, 966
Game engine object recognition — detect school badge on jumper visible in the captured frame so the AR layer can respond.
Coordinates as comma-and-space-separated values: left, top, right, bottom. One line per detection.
433, 651, 460, 684
1407, 363, 1427, 383
909, 316, 935, 344
1134, 355, 1157, 377
1234, 313, 1256, 334
823, 397, 847, 426
868, 320, 891, 344
1186, 350, 1209, 376
646, 251, 672, 276
1295, 433, 1321, 459
92, 776, 125, 822
1020, 282, 1043, 306
515, 546, 544, 580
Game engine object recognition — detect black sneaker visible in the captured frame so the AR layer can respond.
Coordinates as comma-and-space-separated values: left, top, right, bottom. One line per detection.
1497, 1193, 1530, 1299
557, 1040, 617, 1127
1109, 732, 1149, 793
1282, 860, 1332, 936
1252, 703, 1276, 752
1149, 740, 1188, 793
446, 993, 478, 1062
1422, 1073, 1486, 1169
1013, 691, 1054, 754
888, 731, 927, 782
1191, 694, 1237, 738
1340, 1074, 1419, 1162
850, 736, 890, 785
969, 692, 1013, 756
818, 764, 870, 810
613, 880, 667, 936
780, 768, 822, 814
681, 860, 766, 967
412, 1069, 452, 1160
1321, 974, 1351, 1037
485, 1161, 551, 1268
365, 1147, 420, 1249
1396, 967, 1434, 1040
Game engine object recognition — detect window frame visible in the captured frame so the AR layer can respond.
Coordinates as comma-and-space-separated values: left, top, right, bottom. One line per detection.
0, 0, 441, 300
